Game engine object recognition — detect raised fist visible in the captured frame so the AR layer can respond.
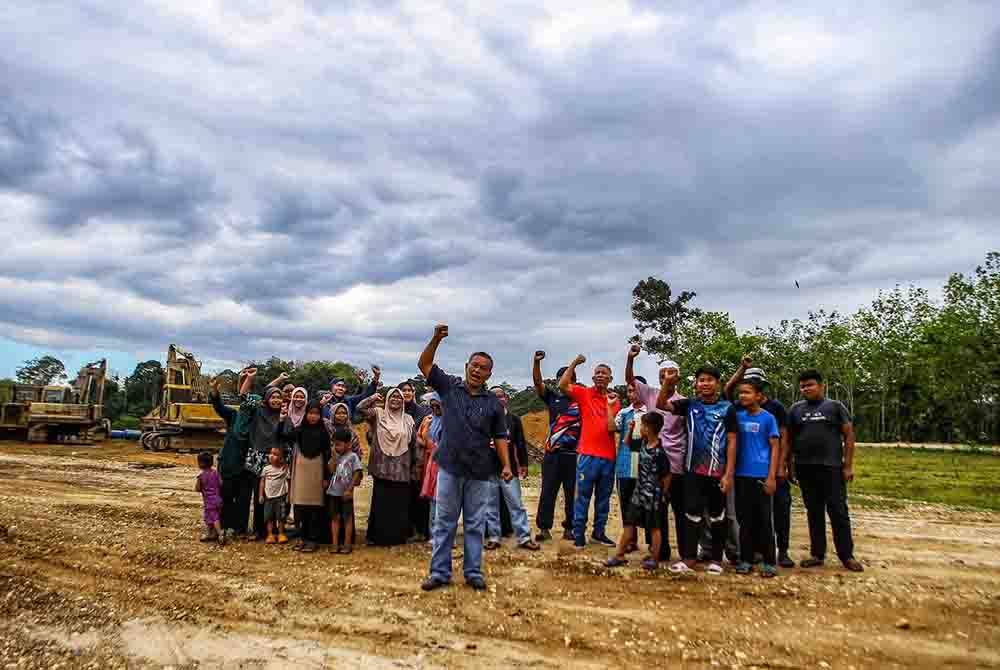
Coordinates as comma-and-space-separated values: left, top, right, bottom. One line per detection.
573, 354, 587, 366
434, 324, 449, 340
209, 377, 221, 393
371, 365, 381, 380
534, 350, 546, 362
628, 344, 641, 358
741, 354, 752, 368
663, 368, 680, 385
243, 367, 258, 378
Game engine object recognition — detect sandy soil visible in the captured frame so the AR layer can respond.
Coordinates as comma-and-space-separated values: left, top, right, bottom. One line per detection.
0, 440, 998, 669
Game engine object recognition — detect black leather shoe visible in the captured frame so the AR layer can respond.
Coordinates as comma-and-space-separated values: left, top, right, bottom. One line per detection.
465, 576, 487, 591
420, 576, 450, 591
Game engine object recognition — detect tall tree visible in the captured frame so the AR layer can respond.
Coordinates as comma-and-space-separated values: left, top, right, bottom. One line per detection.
126, 360, 163, 416
16, 355, 67, 386
630, 277, 701, 361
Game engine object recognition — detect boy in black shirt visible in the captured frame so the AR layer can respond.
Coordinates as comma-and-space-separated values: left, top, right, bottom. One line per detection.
787, 369, 863, 573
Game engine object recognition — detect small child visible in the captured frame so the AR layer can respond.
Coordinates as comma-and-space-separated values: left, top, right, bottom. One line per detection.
726, 380, 781, 577
195, 451, 224, 545
327, 427, 363, 554
259, 446, 290, 544
605, 412, 670, 571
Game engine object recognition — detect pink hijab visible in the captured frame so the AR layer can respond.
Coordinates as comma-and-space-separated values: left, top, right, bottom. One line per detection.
287, 387, 308, 428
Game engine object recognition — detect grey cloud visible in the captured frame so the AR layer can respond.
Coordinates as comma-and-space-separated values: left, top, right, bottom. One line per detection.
1, 1, 999, 387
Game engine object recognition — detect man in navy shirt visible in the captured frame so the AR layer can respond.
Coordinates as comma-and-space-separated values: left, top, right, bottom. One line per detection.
419, 324, 512, 592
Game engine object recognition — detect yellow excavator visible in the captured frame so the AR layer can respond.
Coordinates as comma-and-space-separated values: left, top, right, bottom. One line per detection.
0, 359, 108, 443
140, 345, 238, 452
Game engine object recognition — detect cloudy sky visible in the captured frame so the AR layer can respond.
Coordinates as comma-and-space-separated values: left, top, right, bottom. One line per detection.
2, 1, 998, 387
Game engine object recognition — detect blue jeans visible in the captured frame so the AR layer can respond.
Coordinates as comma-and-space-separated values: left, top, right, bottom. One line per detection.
485, 476, 532, 543
573, 455, 615, 543
429, 469, 490, 582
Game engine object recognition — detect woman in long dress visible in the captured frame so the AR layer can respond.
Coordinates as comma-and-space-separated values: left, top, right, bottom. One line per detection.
364, 388, 415, 546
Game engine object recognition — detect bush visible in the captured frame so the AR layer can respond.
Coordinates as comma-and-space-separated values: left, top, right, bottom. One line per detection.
114, 415, 143, 430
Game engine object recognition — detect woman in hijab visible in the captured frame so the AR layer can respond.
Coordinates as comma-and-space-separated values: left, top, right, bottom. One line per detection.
418, 393, 444, 531
242, 380, 286, 540
364, 387, 416, 546
209, 369, 255, 538
282, 400, 332, 552
286, 387, 308, 428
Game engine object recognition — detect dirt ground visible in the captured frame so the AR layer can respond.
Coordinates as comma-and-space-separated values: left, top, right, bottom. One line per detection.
1, 440, 998, 669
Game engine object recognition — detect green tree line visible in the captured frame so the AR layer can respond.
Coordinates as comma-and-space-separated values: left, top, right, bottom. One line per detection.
631, 251, 1000, 444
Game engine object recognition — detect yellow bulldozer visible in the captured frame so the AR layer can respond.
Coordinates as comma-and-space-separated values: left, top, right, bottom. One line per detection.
0, 359, 108, 443
140, 345, 238, 452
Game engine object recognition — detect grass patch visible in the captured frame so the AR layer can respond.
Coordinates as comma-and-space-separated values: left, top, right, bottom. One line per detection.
112, 415, 142, 430
526, 447, 1000, 511
852, 447, 1000, 511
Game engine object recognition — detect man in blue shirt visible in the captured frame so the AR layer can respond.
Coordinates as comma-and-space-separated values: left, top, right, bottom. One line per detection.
418, 324, 512, 592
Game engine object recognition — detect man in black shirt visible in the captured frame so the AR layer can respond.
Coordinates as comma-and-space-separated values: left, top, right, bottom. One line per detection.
787, 369, 863, 572
531, 351, 582, 542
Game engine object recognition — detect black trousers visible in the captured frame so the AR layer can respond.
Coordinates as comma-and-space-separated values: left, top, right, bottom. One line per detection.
238, 471, 267, 539
536, 451, 577, 532
410, 481, 431, 538
658, 475, 687, 562
683, 473, 726, 561
797, 464, 855, 563
296, 504, 325, 543
221, 474, 249, 534
773, 478, 792, 554
735, 477, 776, 565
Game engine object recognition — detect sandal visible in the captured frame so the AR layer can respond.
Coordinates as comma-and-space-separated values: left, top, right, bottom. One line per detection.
669, 561, 693, 574
605, 557, 628, 568
641, 558, 658, 571
485, 540, 501, 550
517, 540, 541, 551
329, 546, 341, 554
340, 545, 353, 555
761, 564, 778, 578
800, 557, 825, 568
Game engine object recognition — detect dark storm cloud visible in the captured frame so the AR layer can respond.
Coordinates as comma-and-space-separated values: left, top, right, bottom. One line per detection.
1, 1, 999, 385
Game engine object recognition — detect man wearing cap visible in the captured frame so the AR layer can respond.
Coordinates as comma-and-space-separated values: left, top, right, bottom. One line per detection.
625, 345, 688, 562
725, 356, 794, 568
320, 366, 381, 420
531, 351, 582, 542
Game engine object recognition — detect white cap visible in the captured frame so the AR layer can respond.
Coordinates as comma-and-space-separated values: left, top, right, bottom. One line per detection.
661, 360, 680, 370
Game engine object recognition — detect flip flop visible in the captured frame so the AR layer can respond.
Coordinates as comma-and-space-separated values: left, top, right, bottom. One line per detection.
604, 557, 628, 568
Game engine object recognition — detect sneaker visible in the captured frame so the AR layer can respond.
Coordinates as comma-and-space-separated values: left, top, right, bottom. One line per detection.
761, 564, 778, 578
535, 529, 552, 542
706, 562, 724, 576
421, 576, 450, 592
200, 532, 217, 543
265, 534, 277, 545
465, 576, 487, 591
843, 558, 864, 573
591, 533, 616, 547
800, 557, 825, 568
561, 529, 574, 541
277, 534, 288, 544
778, 553, 795, 568
735, 561, 752, 575
573, 540, 587, 551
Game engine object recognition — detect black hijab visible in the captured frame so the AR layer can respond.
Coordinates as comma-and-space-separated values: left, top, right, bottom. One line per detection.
252, 387, 283, 454
297, 400, 330, 459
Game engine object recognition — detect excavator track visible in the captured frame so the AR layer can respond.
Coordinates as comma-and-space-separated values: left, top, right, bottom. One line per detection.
140, 427, 221, 454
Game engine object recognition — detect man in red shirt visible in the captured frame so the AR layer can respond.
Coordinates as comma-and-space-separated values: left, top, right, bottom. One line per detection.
559, 355, 621, 549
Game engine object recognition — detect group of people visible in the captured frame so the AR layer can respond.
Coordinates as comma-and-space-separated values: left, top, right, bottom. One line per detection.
195, 322, 863, 593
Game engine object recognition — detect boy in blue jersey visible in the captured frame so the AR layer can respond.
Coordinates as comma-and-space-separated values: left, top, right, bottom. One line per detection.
657, 365, 736, 575
726, 380, 781, 577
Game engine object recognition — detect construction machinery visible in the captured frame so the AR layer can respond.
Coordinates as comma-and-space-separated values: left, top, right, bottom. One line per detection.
140, 345, 237, 452
0, 359, 108, 443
